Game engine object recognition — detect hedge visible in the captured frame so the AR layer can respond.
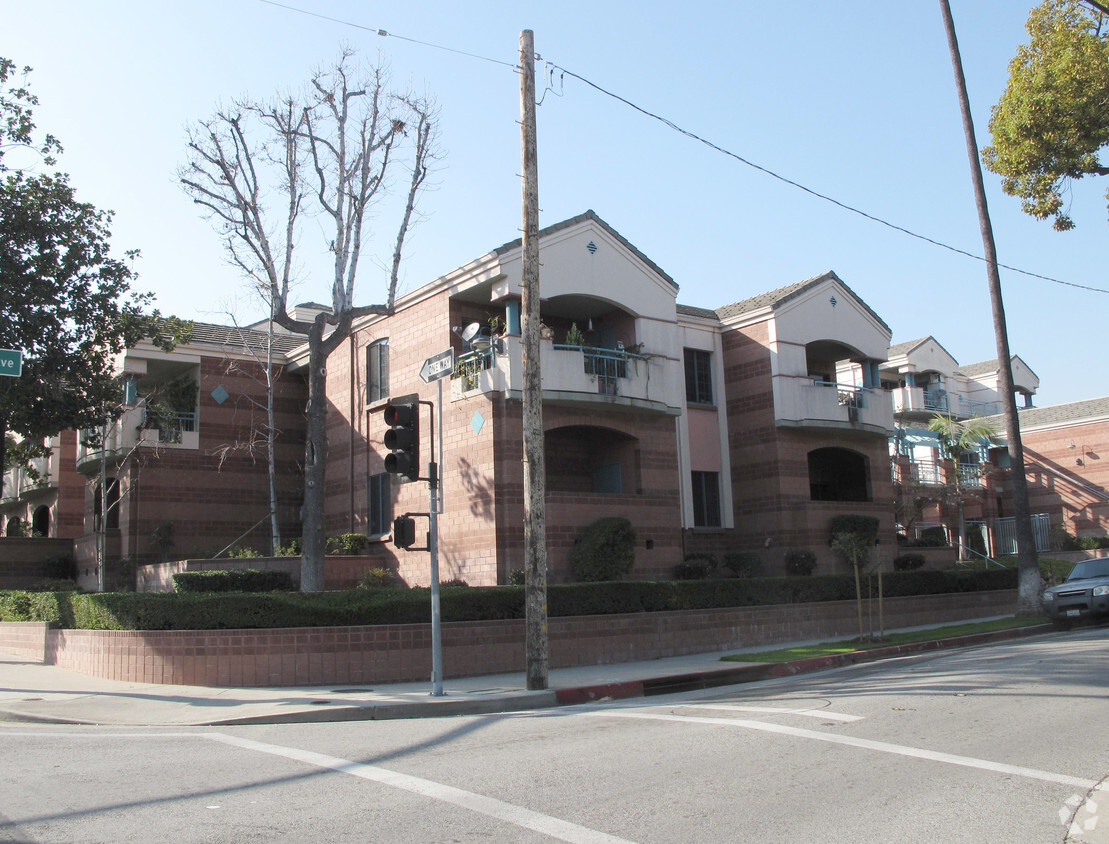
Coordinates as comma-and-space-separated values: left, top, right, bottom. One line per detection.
0, 568, 1018, 631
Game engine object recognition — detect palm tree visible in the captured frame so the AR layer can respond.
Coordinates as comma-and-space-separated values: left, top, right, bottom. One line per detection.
927, 414, 999, 560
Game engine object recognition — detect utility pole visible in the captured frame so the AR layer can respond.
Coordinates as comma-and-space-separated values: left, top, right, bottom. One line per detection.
938, 0, 1039, 613
519, 29, 549, 690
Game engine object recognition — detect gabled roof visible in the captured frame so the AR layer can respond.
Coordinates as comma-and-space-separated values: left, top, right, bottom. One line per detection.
957, 355, 1039, 383
988, 396, 1109, 432
491, 209, 677, 290
713, 270, 891, 333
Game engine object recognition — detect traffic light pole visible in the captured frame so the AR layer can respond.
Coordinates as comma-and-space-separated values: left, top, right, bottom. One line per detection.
424, 390, 443, 697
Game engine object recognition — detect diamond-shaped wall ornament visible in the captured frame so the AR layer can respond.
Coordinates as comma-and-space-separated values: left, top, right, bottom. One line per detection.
829, 296, 838, 308
586, 241, 598, 255
471, 411, 485, 434
211, 385, 229, 404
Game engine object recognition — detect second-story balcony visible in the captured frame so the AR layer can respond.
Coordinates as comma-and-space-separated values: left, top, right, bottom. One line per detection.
451, 336, 682, 415
892, 386, 1006, 420
76, 405, 199, 474
774, 375, 893, 434
1, 453, 55, 504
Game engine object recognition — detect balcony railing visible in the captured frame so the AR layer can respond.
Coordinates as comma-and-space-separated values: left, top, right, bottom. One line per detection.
450, 336, 681, 412
775, 376, 892, 431
142, 410, 197, 444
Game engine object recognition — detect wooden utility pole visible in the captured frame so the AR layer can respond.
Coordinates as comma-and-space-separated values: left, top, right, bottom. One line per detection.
519, 29, 549, 690
938, 0, 1040, 612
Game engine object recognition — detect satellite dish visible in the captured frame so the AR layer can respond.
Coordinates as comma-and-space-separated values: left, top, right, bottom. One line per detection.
461, 322, 482, 343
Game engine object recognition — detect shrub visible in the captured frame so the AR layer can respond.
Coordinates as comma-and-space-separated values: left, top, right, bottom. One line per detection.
359, 567, 401, 590
673, 557, 711, 580
327, 533, 369, 555
829, 515, 879, 541
1077, 536, 1102, 551
722, 552, 762, 578
569, 517, 637, 582
439, 578, 469, 588
26, 578, 80, 592
508, 569, 525, 586
173, 569, 295, 593
893, 553, 926, 571
227, 545, 263, 559
275, 538, 302, 557
784, 548, 817, 576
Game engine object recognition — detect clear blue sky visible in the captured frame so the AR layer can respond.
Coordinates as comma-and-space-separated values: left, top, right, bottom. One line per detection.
7, 1, 1107, 408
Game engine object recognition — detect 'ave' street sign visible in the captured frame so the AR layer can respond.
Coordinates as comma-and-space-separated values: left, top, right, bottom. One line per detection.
0, 349, 22, 377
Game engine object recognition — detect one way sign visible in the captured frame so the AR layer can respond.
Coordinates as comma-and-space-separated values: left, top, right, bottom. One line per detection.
419, 349, 454, 384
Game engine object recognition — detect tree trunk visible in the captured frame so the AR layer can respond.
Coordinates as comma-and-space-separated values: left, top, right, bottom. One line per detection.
300, 320, 328, 592
939, 0, 1039, 610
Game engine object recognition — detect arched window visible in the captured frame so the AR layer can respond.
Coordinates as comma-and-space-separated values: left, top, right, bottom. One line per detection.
808, 448, 869, 502
32, 505, 50, 537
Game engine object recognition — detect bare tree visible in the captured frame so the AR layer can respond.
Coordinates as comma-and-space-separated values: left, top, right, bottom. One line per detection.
181, 51, 438, 591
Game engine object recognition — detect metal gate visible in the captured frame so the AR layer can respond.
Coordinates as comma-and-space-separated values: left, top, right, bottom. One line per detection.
993, 513, 1051, 555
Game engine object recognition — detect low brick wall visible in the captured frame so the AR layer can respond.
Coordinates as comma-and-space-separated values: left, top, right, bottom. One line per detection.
0, 589, 1018, 687
0, 621, 53, 662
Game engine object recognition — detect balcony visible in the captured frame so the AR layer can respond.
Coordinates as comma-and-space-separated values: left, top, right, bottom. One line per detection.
76, 406, 199, 474
451, 336, 681, 415
774, 375, 893, 434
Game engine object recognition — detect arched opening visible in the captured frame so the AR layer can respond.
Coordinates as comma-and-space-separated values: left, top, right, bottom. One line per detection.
809, 447, 870, 502
5, 517, 23, 537
545, 426, 638, 495
32, 505, 50, 537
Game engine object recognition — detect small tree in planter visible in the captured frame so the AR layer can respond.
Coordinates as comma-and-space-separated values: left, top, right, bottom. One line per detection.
830, 515, 881, 641
570, 517, 636, 581
784, 548, 816, 576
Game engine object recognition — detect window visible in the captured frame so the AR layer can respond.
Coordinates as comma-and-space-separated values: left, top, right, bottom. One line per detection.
691, 471, 721, 527
684, 349, 713, 405
368, 339, 389, 403
368, 473, 391, 536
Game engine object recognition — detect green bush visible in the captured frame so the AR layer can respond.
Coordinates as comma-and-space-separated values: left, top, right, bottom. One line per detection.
673, 557, 712, 580
893, 553, 926, 571
227, 545, 263, 559
439, 578, 469, 588
275, 538, 302, 557
26, 578, 80, 592
829, 515, 879, 541
569, 517, 637, 582
722, 552, 761, 577
172, 569, 296, 593
0, 566, 1020, 631
358, 567, 402, 590
784, 549, 816, 576
915, 526, 949, 547
508, 569, 525, 586
327, 533, 369, 555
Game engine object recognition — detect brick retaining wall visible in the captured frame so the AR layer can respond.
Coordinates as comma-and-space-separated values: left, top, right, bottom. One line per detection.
0, 590, 1017, 687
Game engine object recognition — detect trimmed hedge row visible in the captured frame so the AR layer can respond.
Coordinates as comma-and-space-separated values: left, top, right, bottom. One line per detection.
0, 568, 1018, 632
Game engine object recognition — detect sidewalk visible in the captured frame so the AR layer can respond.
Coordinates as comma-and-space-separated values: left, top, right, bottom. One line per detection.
0, 619, 1051, 728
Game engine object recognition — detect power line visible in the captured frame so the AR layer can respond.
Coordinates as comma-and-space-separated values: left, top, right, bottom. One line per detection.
256, 0, 516, 68
546, 62, 1109, 296
257, 0, 1108, 296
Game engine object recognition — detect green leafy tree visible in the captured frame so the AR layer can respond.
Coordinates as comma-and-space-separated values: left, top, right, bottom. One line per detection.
0, 58, 184, 497
982, 0, 1109, 230
927, 414, 999, 560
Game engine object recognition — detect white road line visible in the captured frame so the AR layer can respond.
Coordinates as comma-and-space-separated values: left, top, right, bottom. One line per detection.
208, 733, 636, 844
677, 704, 864, 722
590, 711, 1097, 790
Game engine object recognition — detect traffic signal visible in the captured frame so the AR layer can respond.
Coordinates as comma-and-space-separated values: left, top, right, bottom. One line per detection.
383, 398, 420, 481
393, 515, 417, 549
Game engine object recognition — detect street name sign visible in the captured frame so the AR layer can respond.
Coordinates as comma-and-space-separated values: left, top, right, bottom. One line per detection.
0, 349, 22, 377
419, 348, 454, 384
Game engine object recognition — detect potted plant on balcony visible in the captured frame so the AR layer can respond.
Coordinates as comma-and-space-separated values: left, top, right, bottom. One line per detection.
564, 322, 586, 348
